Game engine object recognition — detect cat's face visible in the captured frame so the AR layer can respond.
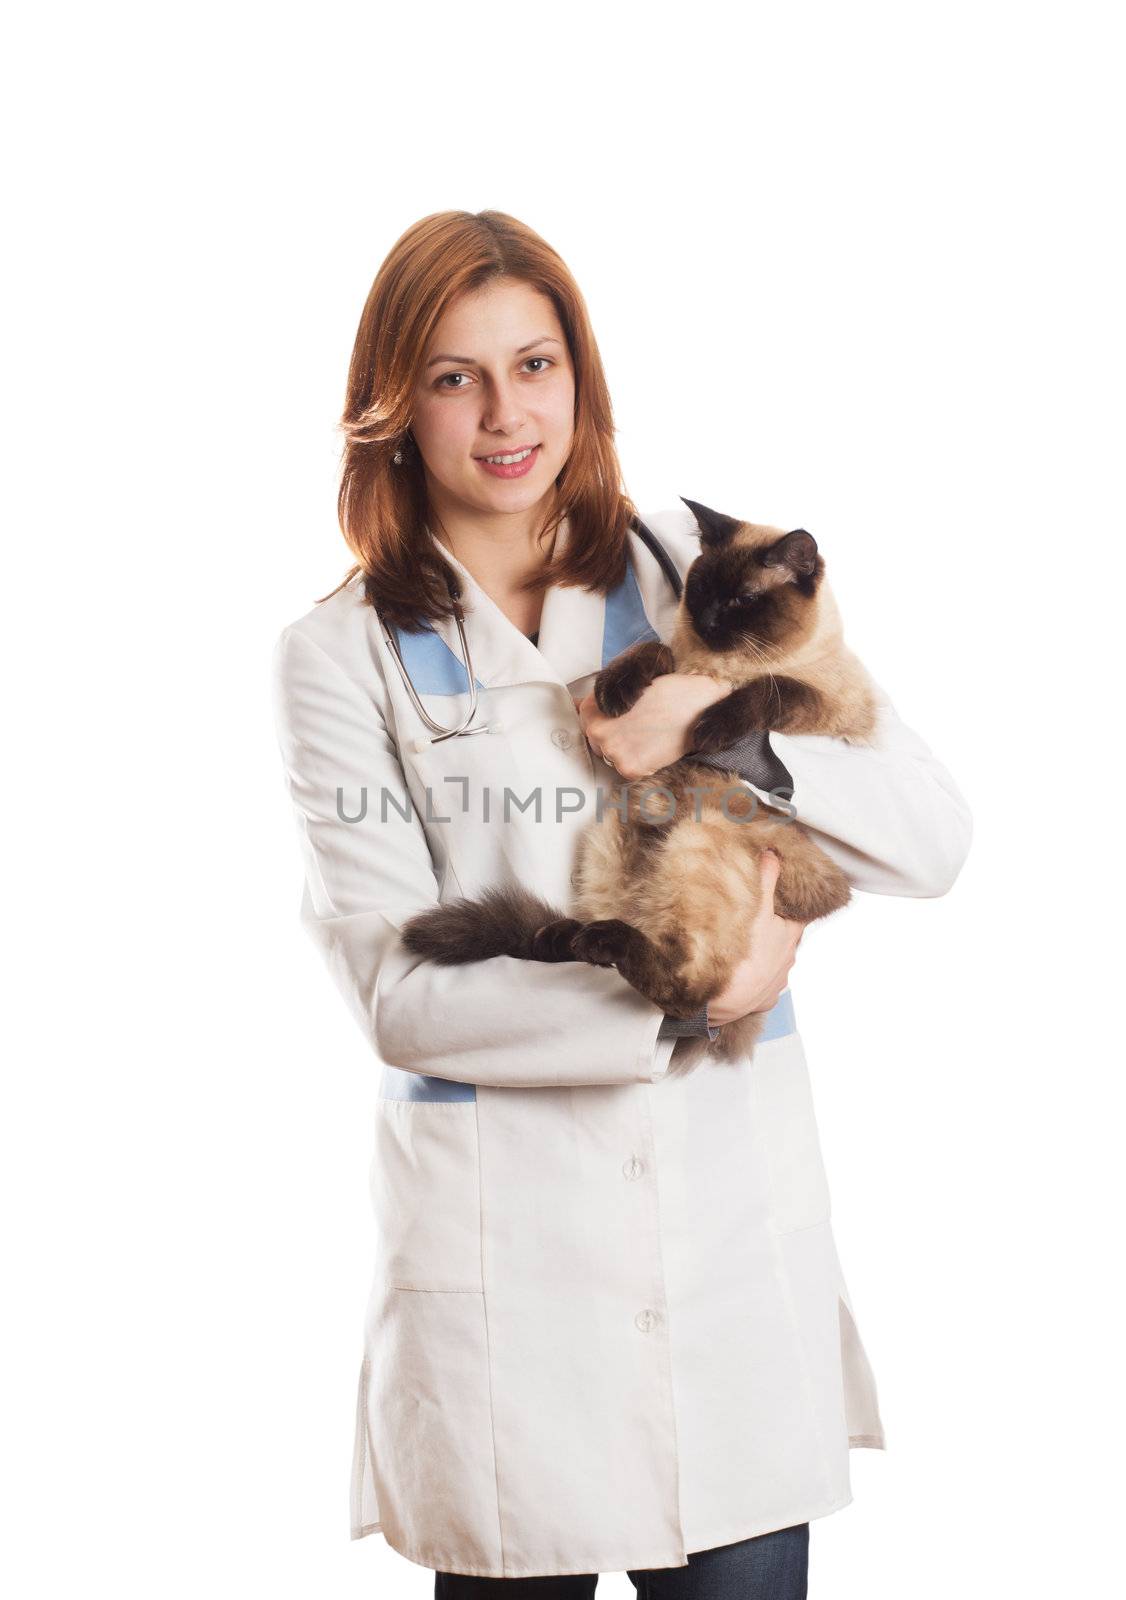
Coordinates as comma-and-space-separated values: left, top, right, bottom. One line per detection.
679, 496, 826, 656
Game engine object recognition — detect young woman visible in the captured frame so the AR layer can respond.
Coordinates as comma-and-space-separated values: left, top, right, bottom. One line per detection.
272, 210, 972, 1598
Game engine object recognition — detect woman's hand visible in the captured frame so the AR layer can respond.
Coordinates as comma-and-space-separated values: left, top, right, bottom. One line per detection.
706, 852, 803, 1024
574, 672, 733, 779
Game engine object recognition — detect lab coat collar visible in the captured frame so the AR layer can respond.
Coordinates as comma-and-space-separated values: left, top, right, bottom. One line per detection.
405, 516, 665, 696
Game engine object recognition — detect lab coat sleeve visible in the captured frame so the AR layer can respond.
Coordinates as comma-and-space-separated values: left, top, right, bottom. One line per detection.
271, 623, 668, 1089
761, 678, 973, 897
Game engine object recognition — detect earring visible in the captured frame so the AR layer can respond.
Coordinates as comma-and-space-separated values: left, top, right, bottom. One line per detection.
392, 430, 413, 466
392, 444, 403, 465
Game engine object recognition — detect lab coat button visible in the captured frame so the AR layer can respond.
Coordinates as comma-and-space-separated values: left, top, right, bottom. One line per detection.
635, 1309, 658, 1334
623, 1155, 644, 1181
409, 736, 429, 754
551, 727, 574, 750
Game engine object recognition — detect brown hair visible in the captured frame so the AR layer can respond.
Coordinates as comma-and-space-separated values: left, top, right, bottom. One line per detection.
323, 210, 640, 629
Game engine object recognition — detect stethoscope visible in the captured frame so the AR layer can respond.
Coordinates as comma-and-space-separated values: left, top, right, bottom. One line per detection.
377, 514, 684, 744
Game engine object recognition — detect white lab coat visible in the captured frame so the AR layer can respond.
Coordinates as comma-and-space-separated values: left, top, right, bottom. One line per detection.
271, 503, 972, 1580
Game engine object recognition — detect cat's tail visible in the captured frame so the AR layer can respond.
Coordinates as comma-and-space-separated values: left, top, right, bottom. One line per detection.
401, 884, 571, 965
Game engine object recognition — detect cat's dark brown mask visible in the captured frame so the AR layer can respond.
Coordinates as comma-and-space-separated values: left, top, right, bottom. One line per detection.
679, 496, 825, 654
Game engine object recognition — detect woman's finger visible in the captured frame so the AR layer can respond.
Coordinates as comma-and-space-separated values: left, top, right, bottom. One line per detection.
756, 849, 781, 911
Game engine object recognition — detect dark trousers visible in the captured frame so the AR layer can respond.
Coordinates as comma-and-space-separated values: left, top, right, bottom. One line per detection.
434, 1524, 809, 1598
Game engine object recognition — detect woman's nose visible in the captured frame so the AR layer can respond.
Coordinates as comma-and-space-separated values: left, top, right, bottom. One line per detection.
481, 379, 526, 433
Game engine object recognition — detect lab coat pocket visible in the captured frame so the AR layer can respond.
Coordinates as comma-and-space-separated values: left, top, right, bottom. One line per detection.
750, 1031, 833, 1234
370, 1101, 484, 1291
367, 1283, 502, 1570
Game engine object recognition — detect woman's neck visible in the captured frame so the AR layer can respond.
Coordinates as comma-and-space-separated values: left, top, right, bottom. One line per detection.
434, 519, 552, 594
429, 503, 558, 635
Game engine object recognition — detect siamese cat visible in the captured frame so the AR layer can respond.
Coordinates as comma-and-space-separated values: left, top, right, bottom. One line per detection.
401, 498, 878, 1072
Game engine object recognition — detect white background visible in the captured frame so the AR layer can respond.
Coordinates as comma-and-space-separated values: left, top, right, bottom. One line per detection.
4, 3, 1122, 1595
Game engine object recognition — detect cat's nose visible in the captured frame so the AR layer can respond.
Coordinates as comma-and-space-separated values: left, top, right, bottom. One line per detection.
697, 603, 719, 634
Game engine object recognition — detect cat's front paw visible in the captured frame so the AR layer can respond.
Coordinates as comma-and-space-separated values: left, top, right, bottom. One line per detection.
686, 682, 766, 755
686, 698, 738, 755
594, 641, 676, 717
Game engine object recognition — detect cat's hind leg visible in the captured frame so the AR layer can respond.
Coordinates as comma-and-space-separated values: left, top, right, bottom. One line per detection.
570, 918, 710, 1018
529, 918, 584, 962
752, 825, 852, 923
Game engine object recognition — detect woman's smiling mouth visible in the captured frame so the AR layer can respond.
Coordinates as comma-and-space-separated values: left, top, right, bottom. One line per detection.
475, 443, 541, 479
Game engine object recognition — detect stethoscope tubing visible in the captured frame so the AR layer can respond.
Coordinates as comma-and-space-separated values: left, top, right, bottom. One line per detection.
381, 604, 491, 741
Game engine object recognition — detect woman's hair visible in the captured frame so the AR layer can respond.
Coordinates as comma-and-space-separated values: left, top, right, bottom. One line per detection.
326, 209, 640, 628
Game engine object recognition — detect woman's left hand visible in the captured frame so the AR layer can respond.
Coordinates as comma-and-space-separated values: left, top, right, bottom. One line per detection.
574, 672, 733, 779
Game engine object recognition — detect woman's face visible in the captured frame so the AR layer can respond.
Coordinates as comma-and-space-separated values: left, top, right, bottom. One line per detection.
410, 279, 575, 529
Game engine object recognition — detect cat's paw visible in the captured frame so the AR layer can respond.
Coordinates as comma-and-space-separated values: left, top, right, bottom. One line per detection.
570, 918, 634, 968
686, 691, 747, 755
594, 641, 676, 717
530, 917, 584, 962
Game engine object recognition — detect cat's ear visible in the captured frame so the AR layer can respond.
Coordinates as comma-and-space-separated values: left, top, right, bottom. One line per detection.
680, 497, 743, 548
760, 528, 819, 577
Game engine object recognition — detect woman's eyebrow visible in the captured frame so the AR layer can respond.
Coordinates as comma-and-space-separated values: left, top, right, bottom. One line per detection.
426, 336, 562, 368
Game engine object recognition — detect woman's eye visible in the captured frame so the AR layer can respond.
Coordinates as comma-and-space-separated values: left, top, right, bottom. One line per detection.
437, 357, 553, 390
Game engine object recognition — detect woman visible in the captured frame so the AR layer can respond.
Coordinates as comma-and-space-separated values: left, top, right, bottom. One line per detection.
271, 210, 972, 1597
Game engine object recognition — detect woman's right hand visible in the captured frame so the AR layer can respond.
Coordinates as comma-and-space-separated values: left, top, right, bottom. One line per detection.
705, 851, 803, 1026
